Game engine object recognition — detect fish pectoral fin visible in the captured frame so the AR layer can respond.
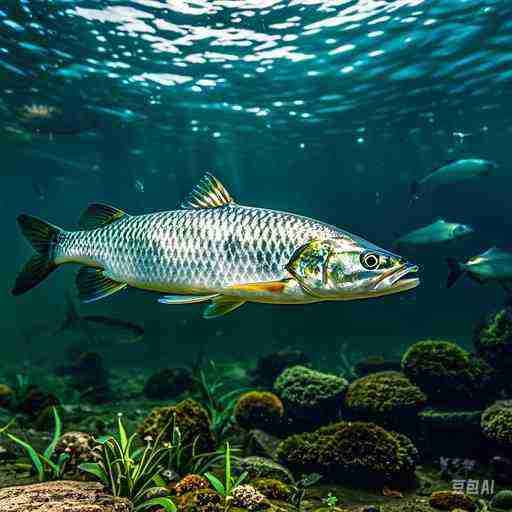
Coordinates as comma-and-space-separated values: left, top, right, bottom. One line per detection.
203, 296, 246, 319
181, 173, 235, 209
76, 266, 128, 303
78, 203, 127, 230
158, 293, 219, 305
226, 280, 288, 294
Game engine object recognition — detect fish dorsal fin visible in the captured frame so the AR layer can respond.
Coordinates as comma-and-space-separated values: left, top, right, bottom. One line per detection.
79, 203, 127, 230
181, 173, 234, 209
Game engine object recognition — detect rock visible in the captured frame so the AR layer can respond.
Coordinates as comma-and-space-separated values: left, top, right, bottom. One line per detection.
429, 490, 476, 511
0, 481, 131, 512
143, 367, 193, 399
54, 431, 100, 472
232, 484, 268, 510
236, 456, 294, 484
252, 349, 310, 386
492, 490, 512, 510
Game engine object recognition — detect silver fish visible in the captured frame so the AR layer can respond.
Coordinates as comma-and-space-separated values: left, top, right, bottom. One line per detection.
447, 247, 512, 290
12, 174, 420, 318
395, 219, 474, 248
410, 158, 496, 204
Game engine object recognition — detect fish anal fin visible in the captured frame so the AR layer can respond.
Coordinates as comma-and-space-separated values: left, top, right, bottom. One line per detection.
226, 280, 287, 294
181, 173, 234, 209
79, 203, 127, 230
159, 293, 219, 305
203, 296, 246, 319
76, 266, 127, 303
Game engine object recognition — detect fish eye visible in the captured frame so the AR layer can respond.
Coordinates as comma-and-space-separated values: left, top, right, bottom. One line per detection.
360, 252, 380, 270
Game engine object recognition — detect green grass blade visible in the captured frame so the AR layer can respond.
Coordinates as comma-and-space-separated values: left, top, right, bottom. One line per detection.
134, 497, 176, 512
204, 472, 225, 496
225, 441, 232, 496
44, 407, 61, 459
79, 462, 109, 485
7, 433, 44, 481
118, 415, 129, 453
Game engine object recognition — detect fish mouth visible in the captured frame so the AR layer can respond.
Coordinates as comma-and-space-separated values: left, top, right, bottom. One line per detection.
373, 263, 420, 294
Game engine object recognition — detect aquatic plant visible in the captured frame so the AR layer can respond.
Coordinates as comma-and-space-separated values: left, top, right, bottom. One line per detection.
274, 365, 347, 425
401, 340, 496, 406
1, 406, 69, 481
237, 456, 294, 484
322, 492, 338, 509
79, 414, 177, 512
289, 473, 322, 510
234, 391, 284, 431
193, 365, 249, 438
276, 421, 418, 487
344, 371, 427, 429
204, 441, 248, 498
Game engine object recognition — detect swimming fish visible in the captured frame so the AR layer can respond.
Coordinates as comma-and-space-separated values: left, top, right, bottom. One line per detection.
410, 159, 496, 204
58, 293, 144, 345
12, 173, 420, 319
447, 247, 512, 291
394, 219, 474, 248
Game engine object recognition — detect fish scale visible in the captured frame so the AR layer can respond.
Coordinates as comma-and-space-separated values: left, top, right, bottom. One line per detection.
55, 205, 340, 293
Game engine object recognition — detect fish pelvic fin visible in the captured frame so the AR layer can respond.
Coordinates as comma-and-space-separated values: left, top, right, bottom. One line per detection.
76, 266, 127, 303
181, 173, 235, 210
159, 293, 219, 305
78, 203, 127, 230
203, 296, 246, 319
12, 214, 63, 296
446, 258, 465, 288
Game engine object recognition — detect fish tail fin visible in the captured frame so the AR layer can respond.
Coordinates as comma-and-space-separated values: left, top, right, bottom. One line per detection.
446, 258, 464, 288
12, 214, 63, 296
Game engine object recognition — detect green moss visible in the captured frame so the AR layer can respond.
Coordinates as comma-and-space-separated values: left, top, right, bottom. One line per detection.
344, 371, 426, 427
274, 366, 347, 424
180, 488, 222, 512
492, 489, 512, 510
137, 398, 215, 452
276, 421, 418, 487
401, 340, 496, 406
429, 490, 476, 511
234, 391, 284, 431
250, 478, 293, 502
481, 400, 512, 448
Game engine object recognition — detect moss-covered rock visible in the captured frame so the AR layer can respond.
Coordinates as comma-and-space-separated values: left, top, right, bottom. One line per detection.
492, 489, 512, 510
474, 308, 512, 385
401, 340, 496, 407
54, 432, 100, 473
344, 371, 426, 429
481, 400, 512, 449
180, 488, 222, 512
174, 475, 210, 496
143, 368, 193, 400
137, 398, 215, 452
250, 478, 292, 502
232, 484, 268, 510
236, 456, 294, 484
0, 384, 14, 408
276, 421, 418, 487
252, 350, 310, 386
354, 356, 402, 377
274, 366, 347, 425
429, 490, 476, 511
234, 391, 284, 431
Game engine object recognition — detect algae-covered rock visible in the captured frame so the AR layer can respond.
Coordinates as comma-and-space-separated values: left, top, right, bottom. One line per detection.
236, 456, 294, 484
232, 484, 268, 510
251, 478, 293, 502
143, 367, 193, 399
252, 349, 310, 386
234, 391, 284, 431
401, 340, 496, 406
137, 398, 215, 452
354, 356, 402, 377
276, 421, 418, 487
481, 400, 512, 449
174, 474, 211, 496
274, 366, 347, 424
54, 431, 100, 472
474, 308, 512, 371
180, 488, 222, 512
344, 371, 426, 429
0, 481, 131, 511
492, 489, 512, 510
429, 490, 475, 511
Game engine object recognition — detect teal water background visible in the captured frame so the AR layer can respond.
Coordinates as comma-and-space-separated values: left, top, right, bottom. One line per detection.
1, 0, 512, 367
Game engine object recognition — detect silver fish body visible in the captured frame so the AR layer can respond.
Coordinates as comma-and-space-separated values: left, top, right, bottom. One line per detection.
395, 219, 473, 247
13, 174, 420, 318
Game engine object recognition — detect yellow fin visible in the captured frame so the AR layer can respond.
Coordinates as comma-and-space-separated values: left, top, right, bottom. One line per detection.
79, 203, 127, 230
159, 293, 219, 305
203, 296, 246, 319
227, 280, 287, 294
181, 173, 234, 209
